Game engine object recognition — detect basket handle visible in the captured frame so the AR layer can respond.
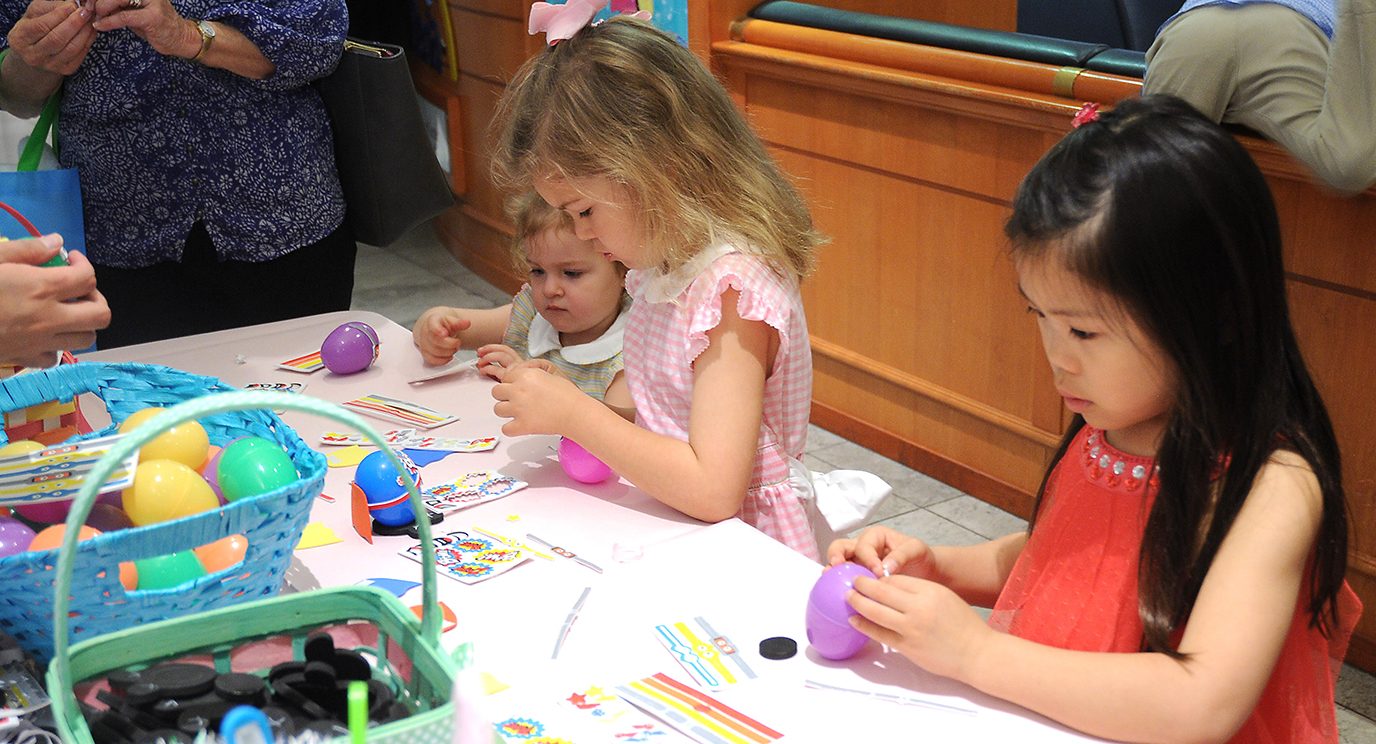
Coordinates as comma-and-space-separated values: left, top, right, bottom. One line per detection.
49, 391, 442, 693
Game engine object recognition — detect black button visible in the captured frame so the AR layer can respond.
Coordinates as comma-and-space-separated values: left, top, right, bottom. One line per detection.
758, 636, 797, 660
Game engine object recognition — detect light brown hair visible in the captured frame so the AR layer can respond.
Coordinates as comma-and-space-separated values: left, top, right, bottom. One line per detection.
491, 16, 823, 280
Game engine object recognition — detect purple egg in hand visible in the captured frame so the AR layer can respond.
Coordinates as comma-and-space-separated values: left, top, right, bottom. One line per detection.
558, 437, 614, 484
321, 322, 380, 375
805, 562, 876, 660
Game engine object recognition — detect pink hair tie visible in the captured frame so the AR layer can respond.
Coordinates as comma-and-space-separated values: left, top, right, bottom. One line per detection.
1072, 102, 1102, 129
529, 0, 608, 45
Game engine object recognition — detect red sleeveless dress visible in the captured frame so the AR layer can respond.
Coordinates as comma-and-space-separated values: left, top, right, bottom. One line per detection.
989, 427, 1362, 742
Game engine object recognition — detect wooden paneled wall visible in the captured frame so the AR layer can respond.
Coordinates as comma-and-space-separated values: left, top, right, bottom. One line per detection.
424, 0, 1376, 673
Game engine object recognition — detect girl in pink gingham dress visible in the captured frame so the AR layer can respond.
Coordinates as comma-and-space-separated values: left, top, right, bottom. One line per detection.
487, 14, 827, 559
621, 242, 817, 558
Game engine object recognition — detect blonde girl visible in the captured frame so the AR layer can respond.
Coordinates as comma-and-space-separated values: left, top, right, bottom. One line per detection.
489, 14, 828, 558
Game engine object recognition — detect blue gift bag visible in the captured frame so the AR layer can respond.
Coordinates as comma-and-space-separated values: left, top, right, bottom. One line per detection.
0, 94, 86, 253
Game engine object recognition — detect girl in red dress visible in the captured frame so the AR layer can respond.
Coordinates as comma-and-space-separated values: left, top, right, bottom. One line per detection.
829, 95, 1361, 743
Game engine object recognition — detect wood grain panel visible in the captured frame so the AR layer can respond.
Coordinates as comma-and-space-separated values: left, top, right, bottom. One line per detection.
746, 74, 1057, 202
453, 7, 529, 84
1271, 180, 1376, 297
451, 0, 523, 21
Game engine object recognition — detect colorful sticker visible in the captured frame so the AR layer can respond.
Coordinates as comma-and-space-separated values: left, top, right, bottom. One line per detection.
616, 673, 783, 744
654, 617, 756, 691
277, 350, 325, 373
0, 433, 138, 505
420, 471, 528, 514
319, 428, 497, 452
399, 528, 529, 585
339, 394, 459, 429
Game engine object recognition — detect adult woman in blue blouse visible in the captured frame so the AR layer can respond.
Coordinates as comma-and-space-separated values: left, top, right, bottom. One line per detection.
0, 0, 354, 347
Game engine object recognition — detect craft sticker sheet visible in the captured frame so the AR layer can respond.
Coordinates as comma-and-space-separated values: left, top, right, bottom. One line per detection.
399, 528, 529, 584
245, 382, 306, 413
654, 617, 757, 691
277, 350, 325, 373
421, 471, 528, 514
319, 428, 497, 452
0, 433, 139, 505
615, 673, 783, 744
340, 394, 459, 429
561, 683, 673, 741
487, 683, 682, 744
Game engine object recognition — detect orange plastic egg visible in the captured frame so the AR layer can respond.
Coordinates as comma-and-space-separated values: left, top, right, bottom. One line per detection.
194, 534, 249, 573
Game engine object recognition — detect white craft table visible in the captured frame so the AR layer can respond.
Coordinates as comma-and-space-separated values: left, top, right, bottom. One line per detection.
87, 311, 1104, 743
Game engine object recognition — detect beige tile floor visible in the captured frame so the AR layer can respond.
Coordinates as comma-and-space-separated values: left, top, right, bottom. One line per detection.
353, 226, 1376, 742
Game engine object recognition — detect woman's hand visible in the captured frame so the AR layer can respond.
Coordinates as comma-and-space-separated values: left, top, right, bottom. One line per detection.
491, 363, 588, 437
9, 0, 96, 76
89, 0, 199, 59
0, 235, 110, 368
827, 525, 939, 579
847, 574, 994, 682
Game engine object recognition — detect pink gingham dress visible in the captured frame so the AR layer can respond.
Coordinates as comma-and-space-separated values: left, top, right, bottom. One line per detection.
623, 242, 818, 559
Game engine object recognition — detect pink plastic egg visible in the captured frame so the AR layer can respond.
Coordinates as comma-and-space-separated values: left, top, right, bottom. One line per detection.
558, 437, 614, 484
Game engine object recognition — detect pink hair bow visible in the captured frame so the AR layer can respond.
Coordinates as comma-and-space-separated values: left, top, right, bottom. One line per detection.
529, 0, 608, 45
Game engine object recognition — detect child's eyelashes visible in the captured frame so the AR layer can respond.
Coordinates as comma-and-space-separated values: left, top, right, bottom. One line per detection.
577, 207, 593, 218
1026, 305, 1098, 340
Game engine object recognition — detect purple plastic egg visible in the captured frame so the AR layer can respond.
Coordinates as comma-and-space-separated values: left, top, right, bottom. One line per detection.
558, 437, 614, 484
805, 562, 876, 660
320, 322, 380, 375
0, 516, 35, 558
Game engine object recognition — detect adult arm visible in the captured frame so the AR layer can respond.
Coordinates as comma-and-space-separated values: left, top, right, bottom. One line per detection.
0, 1, 95, 116
0, 236, 110, 368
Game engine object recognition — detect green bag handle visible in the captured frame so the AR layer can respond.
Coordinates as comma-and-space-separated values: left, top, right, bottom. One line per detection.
0, 47, 63, 172
48, 391, 442, 696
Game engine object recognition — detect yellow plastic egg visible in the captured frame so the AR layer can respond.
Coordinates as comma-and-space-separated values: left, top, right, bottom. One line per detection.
122, 459, 219, 526
118, 408, 210, 471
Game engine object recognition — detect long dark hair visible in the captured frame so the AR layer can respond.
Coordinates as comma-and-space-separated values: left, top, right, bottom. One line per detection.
1005, 95, 1349, 653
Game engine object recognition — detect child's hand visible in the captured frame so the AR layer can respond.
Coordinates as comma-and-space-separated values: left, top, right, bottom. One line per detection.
847, 574, 992, 681
828, 525, 937, 580
475, 343, 524, 381
413, 307, 472, 366
491, 364, 588, 436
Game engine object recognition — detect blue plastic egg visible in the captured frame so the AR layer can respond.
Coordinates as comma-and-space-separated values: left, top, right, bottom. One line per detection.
354, 449, 422, 526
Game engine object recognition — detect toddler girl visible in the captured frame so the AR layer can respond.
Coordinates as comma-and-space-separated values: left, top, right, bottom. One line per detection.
830, 96, 1361, 742
489, 14, 828, 558
413, 192, 631, 411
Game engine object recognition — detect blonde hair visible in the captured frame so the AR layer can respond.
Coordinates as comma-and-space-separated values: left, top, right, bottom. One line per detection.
492, 16, 824, 280
507, 191, 629, 278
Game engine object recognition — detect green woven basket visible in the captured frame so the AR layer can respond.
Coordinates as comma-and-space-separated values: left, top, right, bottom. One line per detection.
45, 391, 458, 743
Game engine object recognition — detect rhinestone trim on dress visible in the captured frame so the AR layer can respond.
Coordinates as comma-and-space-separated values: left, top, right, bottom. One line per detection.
1082, 431, 1159, 492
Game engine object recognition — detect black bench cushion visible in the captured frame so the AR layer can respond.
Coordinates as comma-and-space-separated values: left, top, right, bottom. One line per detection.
749, 0, 1110, 67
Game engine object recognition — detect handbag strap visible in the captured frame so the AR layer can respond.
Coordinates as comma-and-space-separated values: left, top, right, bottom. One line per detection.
18, 94, 60, 172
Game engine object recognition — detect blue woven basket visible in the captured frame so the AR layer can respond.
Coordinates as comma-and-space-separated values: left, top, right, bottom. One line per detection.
0, 361, 325, 664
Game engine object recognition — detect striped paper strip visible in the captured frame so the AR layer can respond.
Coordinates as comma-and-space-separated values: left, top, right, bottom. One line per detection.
616, 673, 782, 744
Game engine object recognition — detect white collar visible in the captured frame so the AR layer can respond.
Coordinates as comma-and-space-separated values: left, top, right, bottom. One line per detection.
526, 297, 629, 364
639, 240, 738, 304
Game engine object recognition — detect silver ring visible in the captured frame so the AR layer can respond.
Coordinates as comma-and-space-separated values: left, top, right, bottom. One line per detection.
126, 0, 143, 8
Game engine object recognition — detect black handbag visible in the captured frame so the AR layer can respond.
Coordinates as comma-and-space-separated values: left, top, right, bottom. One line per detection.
315, 38, 455, 247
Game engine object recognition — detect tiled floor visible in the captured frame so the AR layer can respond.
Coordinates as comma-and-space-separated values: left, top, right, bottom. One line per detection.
353, 226, 1376, 742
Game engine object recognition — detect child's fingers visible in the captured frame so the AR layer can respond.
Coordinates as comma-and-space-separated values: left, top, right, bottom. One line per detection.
440, 316, 472, 336
825, 538, 857, 566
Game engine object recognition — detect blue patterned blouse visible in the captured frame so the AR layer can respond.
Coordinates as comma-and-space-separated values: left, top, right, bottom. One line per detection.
0, 1, 348, 267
